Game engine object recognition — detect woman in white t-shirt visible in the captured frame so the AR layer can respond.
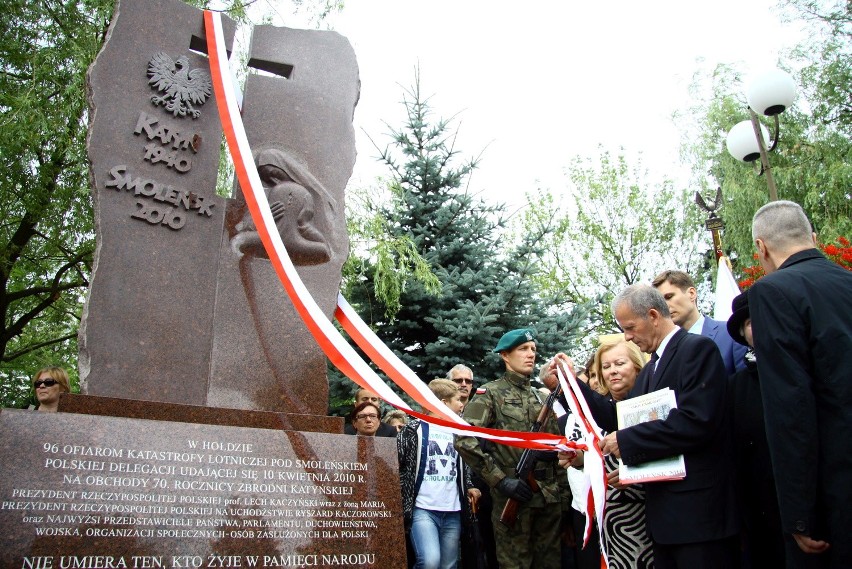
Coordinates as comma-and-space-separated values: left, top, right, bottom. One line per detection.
398, 379, 480, 569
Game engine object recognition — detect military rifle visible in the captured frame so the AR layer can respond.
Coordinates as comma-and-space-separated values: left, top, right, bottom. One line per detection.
499, 382, 562, 529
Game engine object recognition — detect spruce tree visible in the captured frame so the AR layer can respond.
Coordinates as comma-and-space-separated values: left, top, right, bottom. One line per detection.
336, 73, 588, 413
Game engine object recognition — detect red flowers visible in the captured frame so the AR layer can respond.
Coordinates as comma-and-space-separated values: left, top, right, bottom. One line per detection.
820, 237, 852, 271
738, 256, 765, 290
738, 237, 852, 290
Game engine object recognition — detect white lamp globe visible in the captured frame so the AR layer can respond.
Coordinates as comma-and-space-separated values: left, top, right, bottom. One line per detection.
746, 69, 797, 116
726, 120, 770, 162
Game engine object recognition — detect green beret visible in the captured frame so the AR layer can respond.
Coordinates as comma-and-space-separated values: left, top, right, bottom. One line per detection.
493, 328, 536, 353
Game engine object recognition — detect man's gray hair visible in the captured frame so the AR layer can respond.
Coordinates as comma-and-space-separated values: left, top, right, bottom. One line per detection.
611, 284, 671, 319
447, 364, 473, 379
752, 200, 813, 250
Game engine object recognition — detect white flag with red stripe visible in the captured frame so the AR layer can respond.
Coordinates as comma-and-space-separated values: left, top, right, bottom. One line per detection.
713, 257, 740, 321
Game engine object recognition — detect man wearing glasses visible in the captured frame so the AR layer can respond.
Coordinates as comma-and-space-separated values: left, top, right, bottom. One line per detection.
449, 363, 501, 569
448, 364, 475, 405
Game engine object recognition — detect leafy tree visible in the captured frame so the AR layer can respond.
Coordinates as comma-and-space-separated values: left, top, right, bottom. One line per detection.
0, 1, 115, 407
331, 73, 588, 415
342, 181, 441, 319
782, 0, 851, 137
521, 148, 706, 354
0, 0, 256, 409
677, 0, 851, 275
290, 0, 345, 27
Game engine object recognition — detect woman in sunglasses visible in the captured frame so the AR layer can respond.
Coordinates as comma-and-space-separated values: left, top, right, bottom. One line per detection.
32, 366, 70, 412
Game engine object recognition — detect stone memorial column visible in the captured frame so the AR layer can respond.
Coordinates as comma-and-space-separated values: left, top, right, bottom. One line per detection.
80, 0, 236, 405
0, 0, 406, 566
208, 24, 357, 415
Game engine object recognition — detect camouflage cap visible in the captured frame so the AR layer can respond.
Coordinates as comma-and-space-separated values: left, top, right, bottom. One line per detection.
493, 328, 536, 353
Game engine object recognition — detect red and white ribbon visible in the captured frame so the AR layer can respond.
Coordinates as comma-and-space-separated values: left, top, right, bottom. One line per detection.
556, 362, 609, 567
335, 294, 452, 418
203, 11, 581, 451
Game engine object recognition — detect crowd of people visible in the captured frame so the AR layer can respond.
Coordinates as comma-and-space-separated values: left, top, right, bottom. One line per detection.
345, 201, 850, 569
25, 201, 848, 568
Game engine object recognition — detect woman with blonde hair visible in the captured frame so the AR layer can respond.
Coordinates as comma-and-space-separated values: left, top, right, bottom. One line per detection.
595, 337, 654, 568
32, 366, 71, 412
383, 409, 409, 432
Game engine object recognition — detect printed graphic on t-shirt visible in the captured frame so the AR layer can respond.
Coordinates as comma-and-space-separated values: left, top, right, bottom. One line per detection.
425, 437, 458, 479
415, 426, 461, 512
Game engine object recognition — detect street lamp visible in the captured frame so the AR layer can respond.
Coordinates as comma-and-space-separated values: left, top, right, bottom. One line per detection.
724, 69, 797, 201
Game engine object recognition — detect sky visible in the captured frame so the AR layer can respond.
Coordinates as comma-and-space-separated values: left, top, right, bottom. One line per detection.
257, 0, 804, 212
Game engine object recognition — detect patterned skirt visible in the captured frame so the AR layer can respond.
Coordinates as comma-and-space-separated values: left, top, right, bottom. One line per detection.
601, 456, 654, 569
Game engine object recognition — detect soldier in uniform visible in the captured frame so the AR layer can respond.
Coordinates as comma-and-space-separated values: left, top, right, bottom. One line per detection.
455, 328, 562, 569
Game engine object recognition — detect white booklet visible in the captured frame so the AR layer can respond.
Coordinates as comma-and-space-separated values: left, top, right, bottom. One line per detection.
616, 388, 686, 484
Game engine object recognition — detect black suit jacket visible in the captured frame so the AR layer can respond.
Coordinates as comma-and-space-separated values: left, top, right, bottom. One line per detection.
580, 328, 739, 545
749, 248, 852, 562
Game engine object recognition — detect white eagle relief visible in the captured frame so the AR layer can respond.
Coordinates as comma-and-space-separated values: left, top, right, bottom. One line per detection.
147, 52, 212, 119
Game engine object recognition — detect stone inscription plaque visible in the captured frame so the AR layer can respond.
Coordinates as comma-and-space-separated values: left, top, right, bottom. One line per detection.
0, 410, 405, 568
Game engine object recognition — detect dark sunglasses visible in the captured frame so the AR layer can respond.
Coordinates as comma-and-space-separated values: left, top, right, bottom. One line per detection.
34, 379, 58, 388
452, 377, 473, 385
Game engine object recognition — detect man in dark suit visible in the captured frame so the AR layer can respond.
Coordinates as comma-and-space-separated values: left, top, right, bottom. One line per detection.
565, 284, 739, 568
653, 270, 747, 375
749, 200, 852, 566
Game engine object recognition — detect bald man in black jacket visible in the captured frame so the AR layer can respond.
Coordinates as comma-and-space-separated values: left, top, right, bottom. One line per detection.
749, 201, 852, 567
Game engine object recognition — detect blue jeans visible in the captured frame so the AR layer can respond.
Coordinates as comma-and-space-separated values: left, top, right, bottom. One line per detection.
410, 507, 461, 569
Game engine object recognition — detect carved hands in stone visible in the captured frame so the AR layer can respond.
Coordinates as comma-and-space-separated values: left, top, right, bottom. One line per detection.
231, 148, 335, 265
268, 180, 330, 264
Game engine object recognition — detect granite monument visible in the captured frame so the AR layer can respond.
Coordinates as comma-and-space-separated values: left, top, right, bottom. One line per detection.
0, 0, 406, 566
80, 0, 357, 417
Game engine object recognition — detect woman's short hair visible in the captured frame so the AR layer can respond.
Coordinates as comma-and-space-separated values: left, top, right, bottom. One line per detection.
382, 410, 408, 424
32, 366, 71, 393
428, 378, 459, 401
349, 401, 380, 424
590, 350, 610, 396
595, 337, 645, 390
582, 355, 596, 378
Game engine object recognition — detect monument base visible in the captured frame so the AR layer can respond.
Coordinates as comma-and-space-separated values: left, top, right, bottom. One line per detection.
0, 399, 405, 568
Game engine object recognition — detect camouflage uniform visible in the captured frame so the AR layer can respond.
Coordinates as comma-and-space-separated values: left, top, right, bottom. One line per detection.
455, 370, 563, 569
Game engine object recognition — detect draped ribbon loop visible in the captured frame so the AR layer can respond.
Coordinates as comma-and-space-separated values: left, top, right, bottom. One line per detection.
202, 10, 584, 451
555, 362, 609, 567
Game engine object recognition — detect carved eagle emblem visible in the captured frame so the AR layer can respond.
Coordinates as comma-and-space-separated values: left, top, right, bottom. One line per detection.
147, 53, 211, 119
